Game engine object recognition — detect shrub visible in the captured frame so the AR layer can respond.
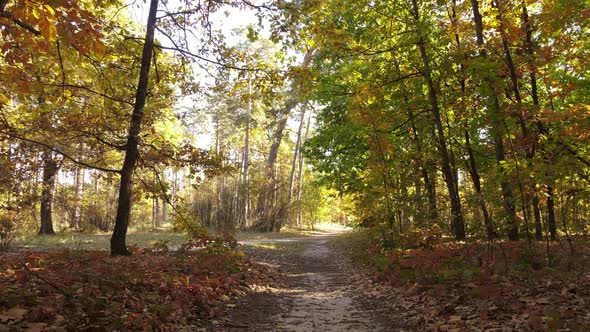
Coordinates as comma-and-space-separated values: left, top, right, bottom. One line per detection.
0, 209, 16, 251
403, 224, 443, 250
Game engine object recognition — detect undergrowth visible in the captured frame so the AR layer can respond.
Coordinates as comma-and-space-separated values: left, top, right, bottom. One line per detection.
335, 230, 590, 331
0, 231, 276, 330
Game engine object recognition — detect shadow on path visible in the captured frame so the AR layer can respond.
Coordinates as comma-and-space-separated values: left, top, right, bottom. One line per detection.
218, 230, 402, 331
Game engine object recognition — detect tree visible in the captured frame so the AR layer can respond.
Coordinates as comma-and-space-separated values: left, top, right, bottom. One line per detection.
110, 0, 159, 256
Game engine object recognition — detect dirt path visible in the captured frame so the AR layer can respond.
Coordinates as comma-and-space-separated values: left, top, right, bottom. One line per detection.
216, 231, 402, 331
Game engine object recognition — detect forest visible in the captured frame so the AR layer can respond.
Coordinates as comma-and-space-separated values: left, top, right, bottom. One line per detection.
1, 0, 590, 330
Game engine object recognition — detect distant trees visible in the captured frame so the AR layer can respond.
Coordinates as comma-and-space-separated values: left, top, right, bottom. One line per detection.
188, 33, 323, 233
0, 0, 226, 254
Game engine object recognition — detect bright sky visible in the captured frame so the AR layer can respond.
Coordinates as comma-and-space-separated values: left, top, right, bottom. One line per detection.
125, 1, 307, 151
127, 1, 261, 43
126, 1, 264, 149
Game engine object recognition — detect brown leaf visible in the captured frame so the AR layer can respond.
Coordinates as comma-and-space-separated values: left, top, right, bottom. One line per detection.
1, 306, 28, 323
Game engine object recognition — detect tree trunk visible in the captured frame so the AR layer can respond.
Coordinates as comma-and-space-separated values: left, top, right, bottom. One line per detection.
465, 130, 496, 239
214, 114, 223, 227
289, 107, 306, 200
162, 195, 167, 225
449, 1, 494, 239
522, 1, 556, 239
547, 185, 557, 240
111, 0, 159, 256
533, 195, 542, 240
73, 164, 82, 230
267, 99, 298, 175
296, 113, 311, 227
411, 0, 465, 240
172, 170, 177, 209
409, 113, 438, 222
154, 196, 160, 228
469, 0, 519, 240
255, 98, 296, 227
256, 48, 315, 223
242, 78, 252, 227
39, 149, 57, 235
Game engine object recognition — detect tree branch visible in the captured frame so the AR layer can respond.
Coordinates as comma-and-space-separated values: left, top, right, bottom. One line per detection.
0, 11, 41, 36
150, 28, 265, 73
0, 127, 121, 174
41, 82, 134, 107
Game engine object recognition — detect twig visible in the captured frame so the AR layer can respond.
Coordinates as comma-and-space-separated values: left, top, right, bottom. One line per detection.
20, 262, 71, 298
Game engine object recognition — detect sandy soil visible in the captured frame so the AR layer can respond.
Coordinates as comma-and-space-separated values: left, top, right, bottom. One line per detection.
215, 231, 406, 331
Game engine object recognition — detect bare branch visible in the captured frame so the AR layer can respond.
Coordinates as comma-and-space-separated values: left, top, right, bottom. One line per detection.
0, 124, 121, 174
151, 28, 264, 72
41, 82, 135, 107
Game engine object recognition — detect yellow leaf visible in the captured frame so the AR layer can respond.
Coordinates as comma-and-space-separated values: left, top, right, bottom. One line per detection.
0, 93, 9, 106
92, 41, 107, 57
32, 7, 40, 19
44, 4, 55, 16
39, 18, 57, 42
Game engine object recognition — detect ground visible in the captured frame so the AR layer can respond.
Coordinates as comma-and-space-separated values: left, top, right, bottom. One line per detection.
5, 227, 590, 331
213, 228, 405, 331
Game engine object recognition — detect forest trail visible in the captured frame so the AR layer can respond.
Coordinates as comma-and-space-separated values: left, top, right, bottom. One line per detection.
216, 230, 401, 331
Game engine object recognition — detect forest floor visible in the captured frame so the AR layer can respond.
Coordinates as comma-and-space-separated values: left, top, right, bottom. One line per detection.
4, 228, 590, 331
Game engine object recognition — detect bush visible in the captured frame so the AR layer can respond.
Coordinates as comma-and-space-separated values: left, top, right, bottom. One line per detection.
403, 224, 443, 250
171, 208, 239, 254
0, 210, 16, 251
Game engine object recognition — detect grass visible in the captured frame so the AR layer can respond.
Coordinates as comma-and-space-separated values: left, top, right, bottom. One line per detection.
242, 240, 306, 253
11, 222, 351, 252
14, 228, 189, 251
234, 222, 352, 241
330, 229, 374, 265
233, 229, 309, 241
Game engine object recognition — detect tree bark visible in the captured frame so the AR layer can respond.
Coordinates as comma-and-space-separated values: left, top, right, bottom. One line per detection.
256, 48, 315, 223
296, 113, 311, 227
153, 195, 160, 228
242, 78, 252, 227
267, 99, 298, 175
409, 113, 438, 222
162, 195, 167, 225
533, 195, 542, 240
289, 107, 306, 200
522, 1, 556, 240
449, 1, 494, 239
465, 130, 496, 239
255, 97, 297, 225
411, 0, 466, 240
39, 149, 57, 235
547, 185, 557, 240
73, 164, 82, 230
111, 0, 159, 256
